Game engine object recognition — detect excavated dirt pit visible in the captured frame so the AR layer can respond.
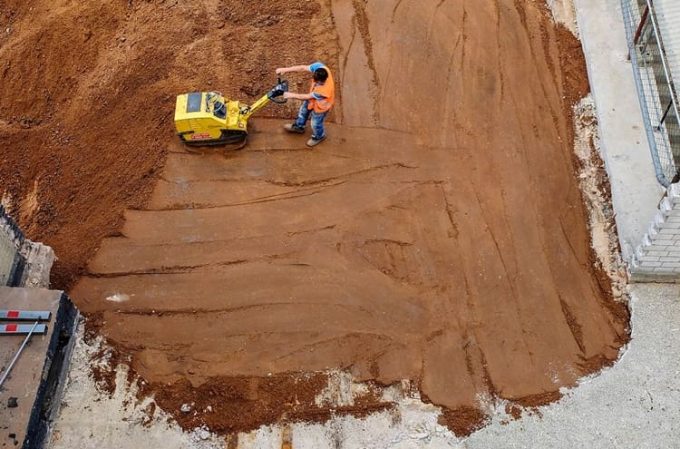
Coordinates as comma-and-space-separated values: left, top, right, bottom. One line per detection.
0, 0, 629, 438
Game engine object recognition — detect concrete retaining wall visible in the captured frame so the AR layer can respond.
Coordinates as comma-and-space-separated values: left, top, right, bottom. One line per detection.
631, 183, 680, 282
0, 205, 25, 286
0, 205, 54, 288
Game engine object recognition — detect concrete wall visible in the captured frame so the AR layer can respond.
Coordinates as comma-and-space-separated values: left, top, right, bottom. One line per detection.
0, 205, 54, 288
0, 205, 25, 286
631, 183, 680, 282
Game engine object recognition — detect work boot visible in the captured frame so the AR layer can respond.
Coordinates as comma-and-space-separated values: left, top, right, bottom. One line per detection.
284, 123, 305, 134
306, 135, 327, 147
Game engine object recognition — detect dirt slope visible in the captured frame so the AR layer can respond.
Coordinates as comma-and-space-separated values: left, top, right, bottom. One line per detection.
1, 0, 629, 437
0, 0, 334, 288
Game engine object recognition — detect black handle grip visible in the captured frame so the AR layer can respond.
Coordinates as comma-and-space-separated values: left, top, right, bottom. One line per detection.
268, 78, 289, 101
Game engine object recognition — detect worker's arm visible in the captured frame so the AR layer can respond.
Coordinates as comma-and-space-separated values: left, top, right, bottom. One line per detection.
283, 92, 314, 100
276, 65, 312, 75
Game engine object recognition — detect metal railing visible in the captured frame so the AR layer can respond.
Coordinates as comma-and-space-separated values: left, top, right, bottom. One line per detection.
622, 0, 680, 186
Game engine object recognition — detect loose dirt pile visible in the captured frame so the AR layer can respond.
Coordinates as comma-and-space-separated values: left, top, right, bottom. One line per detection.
0, 0, 332, 288
2, 0, 629, 438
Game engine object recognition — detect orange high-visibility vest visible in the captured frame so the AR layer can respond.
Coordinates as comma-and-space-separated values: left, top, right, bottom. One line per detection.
308, 66, 335, 113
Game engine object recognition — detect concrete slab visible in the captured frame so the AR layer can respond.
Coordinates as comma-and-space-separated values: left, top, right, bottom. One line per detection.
0, 288, 77, 449
574, 0, 666, 260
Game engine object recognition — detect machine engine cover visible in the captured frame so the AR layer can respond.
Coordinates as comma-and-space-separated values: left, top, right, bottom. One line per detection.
174, 92, 249, 145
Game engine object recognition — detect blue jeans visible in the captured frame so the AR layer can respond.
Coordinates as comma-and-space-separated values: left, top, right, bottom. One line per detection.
294, 100, 327, 139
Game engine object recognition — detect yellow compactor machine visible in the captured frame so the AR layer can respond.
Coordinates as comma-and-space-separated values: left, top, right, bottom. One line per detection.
174, 78, 288, 149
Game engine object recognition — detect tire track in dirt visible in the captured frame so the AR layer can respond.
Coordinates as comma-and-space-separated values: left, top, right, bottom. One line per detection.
350, 0, 380, 125
492, 0, 506, 103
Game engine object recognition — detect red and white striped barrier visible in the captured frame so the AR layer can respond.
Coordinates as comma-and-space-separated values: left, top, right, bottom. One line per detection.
0, 310, 51, 321
0, 323, 47, 335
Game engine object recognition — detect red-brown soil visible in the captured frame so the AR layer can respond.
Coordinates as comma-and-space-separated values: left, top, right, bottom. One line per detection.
1, 0, 629, 437
0, 0, 331, 288
139, 373, 391, 433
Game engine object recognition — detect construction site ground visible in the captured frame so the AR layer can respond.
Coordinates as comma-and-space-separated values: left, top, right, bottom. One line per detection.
46, 283, 680, 449
2, 0, 669, 446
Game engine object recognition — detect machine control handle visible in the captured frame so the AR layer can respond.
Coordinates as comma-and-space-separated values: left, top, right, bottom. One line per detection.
268, 78, 289, 103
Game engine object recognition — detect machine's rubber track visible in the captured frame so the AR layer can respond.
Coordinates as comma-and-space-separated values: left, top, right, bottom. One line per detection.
183, 130, 248, 153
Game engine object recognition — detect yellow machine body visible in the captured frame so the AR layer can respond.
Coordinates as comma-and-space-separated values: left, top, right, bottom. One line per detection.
174, 82, 283, 148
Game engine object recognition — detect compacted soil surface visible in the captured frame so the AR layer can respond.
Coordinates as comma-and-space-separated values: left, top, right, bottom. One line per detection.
1, 0, 629, 437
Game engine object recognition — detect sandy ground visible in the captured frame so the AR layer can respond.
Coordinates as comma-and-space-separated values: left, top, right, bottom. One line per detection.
71, 0, 628, 434
48, 283, 679, 449
3, 0, 630, 438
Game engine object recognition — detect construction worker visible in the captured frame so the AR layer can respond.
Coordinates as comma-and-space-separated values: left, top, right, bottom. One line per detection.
276, 61, 335, 147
